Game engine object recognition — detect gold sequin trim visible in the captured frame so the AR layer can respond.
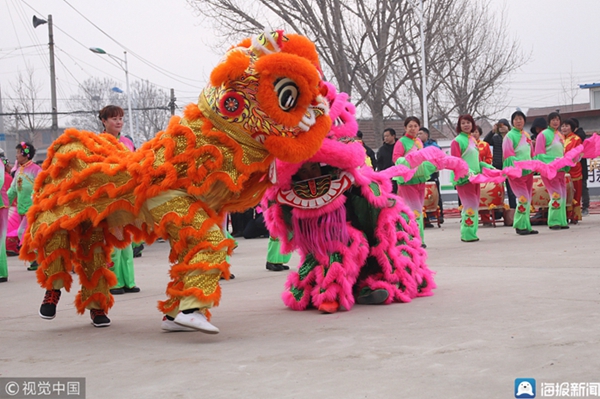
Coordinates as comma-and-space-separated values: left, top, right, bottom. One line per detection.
149, 196, 194, 222
45, 257, 66, 277
81, 252, 107, 279
81, 278, 110, 303
44, 231, 69, 254
183, 273, 220, 294
203, 229, 225, 246
189, 250, 227, 265
152, 147, 166, 169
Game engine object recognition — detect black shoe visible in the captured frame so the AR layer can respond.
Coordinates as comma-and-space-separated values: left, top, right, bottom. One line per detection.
266, 262, 286, 271
39, 289, 61, 319
123, 286, 141, 293
356, 288, 389, 305
27, 261, 38, 271
220, 273, 235, 280
549, 225, 561, 230
461, 238, 480, 242
132, 244, 144, 258
110, 288, 125, 295
90, 309, 111, 327
421, 243, 427, 248
0, 277, 7, 283
516, 229, 538, 235
561, 225, 570, 229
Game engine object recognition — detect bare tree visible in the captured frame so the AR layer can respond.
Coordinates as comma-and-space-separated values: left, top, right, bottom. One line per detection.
6, 66, 50, 143
68, 77, 125, 133
130, 80, 170, 144
426, 1, 525, 131
187, 0, 526, 137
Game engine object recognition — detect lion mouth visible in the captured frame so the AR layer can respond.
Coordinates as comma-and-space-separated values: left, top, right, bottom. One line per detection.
298, 96, 329, 132
275, 171, 354, 209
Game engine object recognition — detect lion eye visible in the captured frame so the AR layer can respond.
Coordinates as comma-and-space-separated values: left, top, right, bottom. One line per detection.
274, 78, 299, 111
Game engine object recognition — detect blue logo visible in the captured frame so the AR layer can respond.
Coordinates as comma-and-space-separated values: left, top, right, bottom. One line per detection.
515, 378, 536, 398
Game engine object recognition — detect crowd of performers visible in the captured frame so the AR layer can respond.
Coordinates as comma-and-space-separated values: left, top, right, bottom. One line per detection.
374, 111, 599, 244
9, 31, 600, 336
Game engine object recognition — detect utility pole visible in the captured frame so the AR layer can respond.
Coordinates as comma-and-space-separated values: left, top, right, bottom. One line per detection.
33, 15, 59, 139
48, 15, 58, 138
169, 89, 176, 116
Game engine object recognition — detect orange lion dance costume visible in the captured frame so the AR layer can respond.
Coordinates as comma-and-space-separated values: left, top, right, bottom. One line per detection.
21, 31, 331, 333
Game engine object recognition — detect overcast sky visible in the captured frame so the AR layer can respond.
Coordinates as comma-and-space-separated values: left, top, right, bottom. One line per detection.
1, 0, 599, 125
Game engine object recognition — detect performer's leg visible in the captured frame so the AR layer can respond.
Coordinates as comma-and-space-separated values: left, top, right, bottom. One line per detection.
109, 247, 125, 291
17, 214, 38, 271
74, 224, 116, 327
435, 178, 444, 222
571, 178, 582, 223
0, 208, 8, 281
149, 194, 232, 334
582, 178, 590, 215
119, 244, 138, 291
17, 213, 27, 242
508, 174, 536, 235
266, 236, 291, 271
396, 183, 426, 246
542, 172, 568, 228
505, 180, 517, 209
456, 183, 480, 242
38, 230, 72, 319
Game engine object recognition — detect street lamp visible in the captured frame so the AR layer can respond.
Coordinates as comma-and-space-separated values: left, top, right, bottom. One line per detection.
89, 47, 134, 142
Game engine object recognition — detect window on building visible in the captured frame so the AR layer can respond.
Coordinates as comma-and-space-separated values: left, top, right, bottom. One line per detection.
593, 89, 600, 110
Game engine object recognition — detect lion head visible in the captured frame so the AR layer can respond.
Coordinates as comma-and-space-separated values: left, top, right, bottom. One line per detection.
200, 31, 331, 164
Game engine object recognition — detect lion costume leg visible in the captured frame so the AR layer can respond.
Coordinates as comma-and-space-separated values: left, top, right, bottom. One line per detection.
148, 192, 234, 334
73, 223, 116, 318
37, 223, 116, 324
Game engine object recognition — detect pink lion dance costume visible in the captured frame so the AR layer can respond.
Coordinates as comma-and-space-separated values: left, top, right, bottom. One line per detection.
263, 83, 436, 313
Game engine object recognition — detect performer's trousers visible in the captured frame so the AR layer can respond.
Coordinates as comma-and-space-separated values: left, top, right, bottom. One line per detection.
396, 183, 426, 245
507, 174, 534, 232
541, 171, 568, 228
456, 183, 480, 242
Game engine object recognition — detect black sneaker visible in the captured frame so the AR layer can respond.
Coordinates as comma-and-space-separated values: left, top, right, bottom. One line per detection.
90, 309, 111, 327
133, 244, 144, 258
356, 288, 389, 305
516, 229, 538, 235
266, 262, 289, 271
123, 286, 141, 293
27, 261, 39, 271
39, 289, 61, 319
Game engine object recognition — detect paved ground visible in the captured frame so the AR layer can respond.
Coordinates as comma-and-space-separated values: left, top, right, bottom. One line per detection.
1, 215, 599, 398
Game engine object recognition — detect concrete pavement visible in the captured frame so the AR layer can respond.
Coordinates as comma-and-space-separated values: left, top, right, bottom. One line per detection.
1, 215, 599, 398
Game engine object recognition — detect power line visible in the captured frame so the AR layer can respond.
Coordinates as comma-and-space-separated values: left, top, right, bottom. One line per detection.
0, 106, 170, 117
60, 0, 205, 88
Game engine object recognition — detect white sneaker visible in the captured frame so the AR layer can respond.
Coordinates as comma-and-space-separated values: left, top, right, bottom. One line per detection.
174, 311, 220, 334
161, 316, 195, 332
